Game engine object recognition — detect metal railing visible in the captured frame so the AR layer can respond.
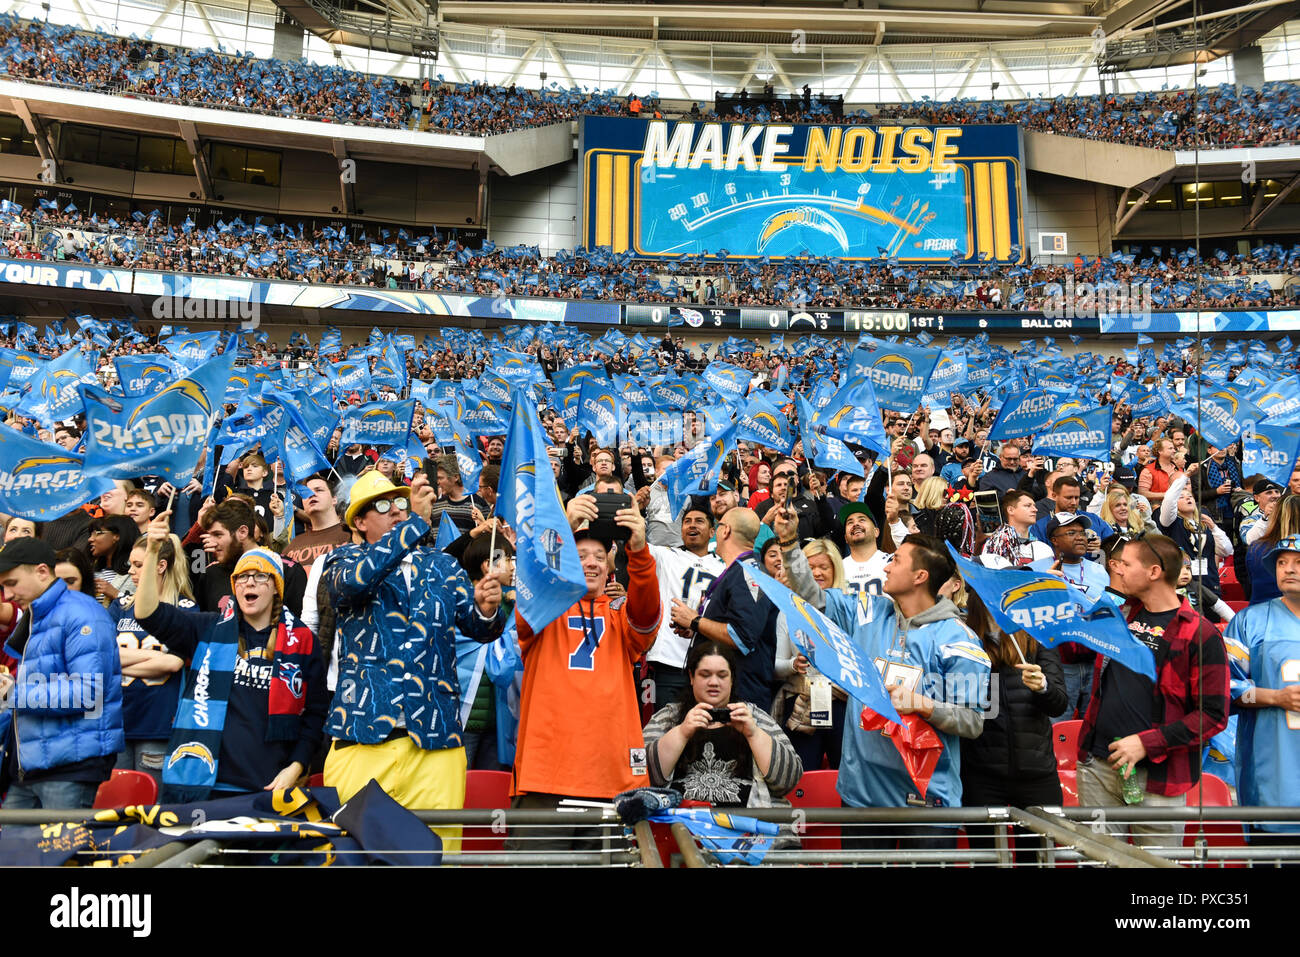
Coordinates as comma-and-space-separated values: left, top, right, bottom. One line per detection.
3, 804, 1296, 868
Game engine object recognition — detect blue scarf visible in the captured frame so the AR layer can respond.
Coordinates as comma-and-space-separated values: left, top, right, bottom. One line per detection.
163, 597, 315, 803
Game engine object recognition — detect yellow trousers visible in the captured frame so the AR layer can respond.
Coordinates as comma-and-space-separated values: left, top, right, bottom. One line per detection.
324, 738, 466, 856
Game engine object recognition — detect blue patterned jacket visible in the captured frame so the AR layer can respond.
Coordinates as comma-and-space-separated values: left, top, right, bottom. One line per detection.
323, 514, 505, 749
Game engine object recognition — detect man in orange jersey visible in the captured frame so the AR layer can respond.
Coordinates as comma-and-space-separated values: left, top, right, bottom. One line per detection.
506, 498, 661, 852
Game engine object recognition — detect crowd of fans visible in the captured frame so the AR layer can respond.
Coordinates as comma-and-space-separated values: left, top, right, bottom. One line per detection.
0, 323, 1295, 860
2, 14, 1300, 149
7, 199, 1300, 311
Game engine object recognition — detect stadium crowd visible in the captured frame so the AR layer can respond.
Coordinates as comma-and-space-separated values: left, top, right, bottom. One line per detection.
0, 320, 1296, 859
7, 198, 1300, 311
1, 14, 1300, 149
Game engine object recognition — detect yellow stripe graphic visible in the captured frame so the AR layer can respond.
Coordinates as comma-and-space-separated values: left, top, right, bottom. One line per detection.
991, 161, 1011, 260
595, 154, 613, 247
974, 161, 993, 261
612, 155, 630, 253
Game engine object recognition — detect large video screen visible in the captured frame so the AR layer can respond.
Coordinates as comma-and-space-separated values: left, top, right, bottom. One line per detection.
580, 116, 1026, 264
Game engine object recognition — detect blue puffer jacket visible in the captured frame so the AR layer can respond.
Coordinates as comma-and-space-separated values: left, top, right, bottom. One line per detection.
3, 579, 124, 774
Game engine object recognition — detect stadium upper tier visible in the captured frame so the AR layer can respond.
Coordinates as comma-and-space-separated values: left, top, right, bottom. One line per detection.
2, 15, 1299, 149
8, 200, 1299, 311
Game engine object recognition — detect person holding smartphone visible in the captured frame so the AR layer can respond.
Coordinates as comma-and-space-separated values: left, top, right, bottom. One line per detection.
641, 640, 802, 808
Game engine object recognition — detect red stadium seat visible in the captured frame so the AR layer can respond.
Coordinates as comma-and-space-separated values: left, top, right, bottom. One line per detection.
1052, 719, 1083, 771
787, 770, 841, 851
93, 769, 159, 809
1226, 600, 1248, 613
1182, 773, 1245, 867
463, 770, 513, 854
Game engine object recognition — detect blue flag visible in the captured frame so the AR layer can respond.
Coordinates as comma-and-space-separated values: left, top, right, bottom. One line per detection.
1256, 376, 1300, 426
847, 339, 941, 413
381, 433, 432, 484
115, 355, 178, 397
496, 393, 587, 633
626, 411, 684, 447
1169, 388, 1262, 450
793, 394, 862, 477
743, 564, 902, 725
449, 416, 483, 494
371, 338, 407, 393
339, 399, 415, 447
14, 347, 94, 427
0, 427, 115, 520
161, 331, 224, 368
327, 360, 372, 397
263, 392, 332, 493
1032, 405, 1112, 462
575, 378, 624, 447
662, 423, 737, 518
949, 546, 1155, 681
81, 351, 234, 483
702, 360, 754, 402
1242, 423, 1300, 489
646, 807, 781, 866
735, 394, 795, 454
807, 376, 890, 456
988, 389, 1058, 440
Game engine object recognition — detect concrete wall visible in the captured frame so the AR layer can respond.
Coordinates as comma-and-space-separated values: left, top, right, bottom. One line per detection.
488, 157, 580, 254
1023, 130, 1174, 190
1021, 170, 1114, 259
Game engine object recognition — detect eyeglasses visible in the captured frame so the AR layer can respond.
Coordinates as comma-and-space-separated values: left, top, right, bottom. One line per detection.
232, 572, 274, 586
89, 528, 115, 537
1112, 534, 1165, 573
363, 496, 409, 517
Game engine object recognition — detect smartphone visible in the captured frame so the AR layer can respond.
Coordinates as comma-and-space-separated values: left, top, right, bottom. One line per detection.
590, 491, 633, 542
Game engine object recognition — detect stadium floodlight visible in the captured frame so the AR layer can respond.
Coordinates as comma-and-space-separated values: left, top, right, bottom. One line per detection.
754, 47, 776, 81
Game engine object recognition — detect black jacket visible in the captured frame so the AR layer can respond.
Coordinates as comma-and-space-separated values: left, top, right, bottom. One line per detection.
961, 642, 1068, 783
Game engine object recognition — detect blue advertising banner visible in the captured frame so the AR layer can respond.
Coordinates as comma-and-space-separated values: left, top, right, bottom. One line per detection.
580, 116, 1026, 263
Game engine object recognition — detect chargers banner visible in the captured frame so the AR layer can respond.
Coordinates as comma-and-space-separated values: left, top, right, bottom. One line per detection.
0, 427, 115, 520
1242, 423, 1300, 489
580, 116, 1025, 263
1032, 405, 1113, 462
81, 352, 234, 482
949, 547, 1155, 680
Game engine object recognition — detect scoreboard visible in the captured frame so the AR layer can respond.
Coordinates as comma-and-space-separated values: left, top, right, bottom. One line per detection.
581, 117, 1027, 264
621, 305, 1097, 333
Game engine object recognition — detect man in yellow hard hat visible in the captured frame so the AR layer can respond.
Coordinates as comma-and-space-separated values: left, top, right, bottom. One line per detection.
322, 468, 506, 842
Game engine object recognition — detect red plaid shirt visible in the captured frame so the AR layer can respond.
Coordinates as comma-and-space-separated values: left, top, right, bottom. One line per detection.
1078, 596, 1230, 797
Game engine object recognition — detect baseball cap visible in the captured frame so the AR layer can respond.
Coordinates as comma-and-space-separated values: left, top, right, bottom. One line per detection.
1045, 512, 1092, 538
0, 538, 58, 574
954, 437, 973, 448
572, 526, 613, 551
1253, 479, 1284, 496
1267, 533, 1300, 569
838, 501, 876, 526
714, 480, 734, 493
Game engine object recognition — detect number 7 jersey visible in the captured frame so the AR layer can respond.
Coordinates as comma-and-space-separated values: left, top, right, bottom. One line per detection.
1224, 597, 1300, 830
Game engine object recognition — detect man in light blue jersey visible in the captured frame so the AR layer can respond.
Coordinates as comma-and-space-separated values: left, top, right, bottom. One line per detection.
775, 507, 989, 851
1224, 533, 1300, 844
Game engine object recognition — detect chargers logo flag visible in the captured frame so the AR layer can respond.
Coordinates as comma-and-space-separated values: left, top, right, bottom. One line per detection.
926, 348, 969, 398
795, 394, 863, 477
456, 394, 511, 437
627, 411, 684, 447
491, 349, 545, 387
948, 546, 1155, 681
81, 351, 235, 483
0, 426, 115, 520
847, 338, 941, 413
1242, 422, 1300, 490
650, 377, 693, 413
262, 392, 332, 494
645, 807, 781, 866
743, 564, 903, 726
1032, 405, 1113, 462
449, 415, 483, 494
382, 433, 432, 482
662, 422, 737, 518
702, 360, 754, 402
807, 375, 890, 456
340, 399, 415, 447
1254, 376, 1300, 427
988, 388, 1057, 440
613, 374, 659, 415
326, 360, 372, 397
496, 391, 587, 633
161, 331, 224, 369
736, 393, 795, 455
550, 363, 610, 393
576, 378, 625, 447
115, 355, 178, 398
14, 347, 95, 427
1169, 388, 1262, 451
370, 338, 407, 393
